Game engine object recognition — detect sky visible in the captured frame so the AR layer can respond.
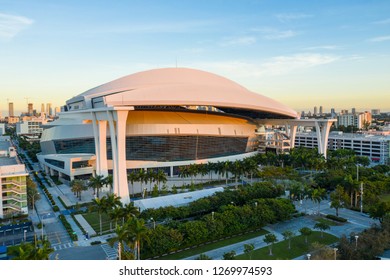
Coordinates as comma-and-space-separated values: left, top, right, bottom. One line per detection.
1, 0, 390, 116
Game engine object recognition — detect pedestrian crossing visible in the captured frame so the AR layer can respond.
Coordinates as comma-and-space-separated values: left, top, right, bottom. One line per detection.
101, 243, 118, 260
52, 242, 74, 251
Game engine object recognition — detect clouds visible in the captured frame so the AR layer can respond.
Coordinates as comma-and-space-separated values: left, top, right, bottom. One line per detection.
0, 12, 33, 40
368, 35, 390, 42
275, 13, 313, 23
191, 53, 340, 79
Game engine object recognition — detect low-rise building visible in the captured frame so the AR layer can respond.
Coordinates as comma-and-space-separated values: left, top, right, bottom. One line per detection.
295, 132, 390, 165
0, 136, 28, 219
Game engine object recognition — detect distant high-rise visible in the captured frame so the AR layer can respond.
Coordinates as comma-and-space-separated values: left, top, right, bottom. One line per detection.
314, 106, 318, 116
46, 103, 52, 116
341, 109, 348, 114
41, 103, 45, 113
28, 103, 33, 116
319, 106, 323, 116
54, 107, 60, 116
371, 109, 380, 115
330, 108, 336, 118
352, 108, 356, 115
8, 102, 14, 117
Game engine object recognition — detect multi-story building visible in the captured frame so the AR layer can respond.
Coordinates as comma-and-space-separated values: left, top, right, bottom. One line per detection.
337, 111, 372, 129
16, 117, 47, 137
0, 136, 28, 219
27, 103, 34, 116
295, 132, 390, 165
8, 102, 14, 117
0, 124, 5, 135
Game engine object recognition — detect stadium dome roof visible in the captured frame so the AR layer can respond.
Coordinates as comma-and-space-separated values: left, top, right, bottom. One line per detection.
67, 68, 297, 119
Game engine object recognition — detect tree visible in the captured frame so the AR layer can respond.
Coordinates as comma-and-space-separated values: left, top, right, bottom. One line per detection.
130, 218, 148, 260
155, 170, 167, 192
70, 179, 85, 200
369, 201, 390, 223
282, 230, 295, 250
244, 243, 255, 260
195, 254, 212, 260
263, 233, 278, 256
88, 175, 105, 198
109, 222, 135, 260
330, 185, 349, 216
311, 187, 326, 215
314, 222, 330, 238
223, 250, 236, 260
104, 174, 114, 194
299, 227, 313, 244
11, 240, 53, 260
127, 172, 137, 196
27, 177, 40, 209
91, 197, 108, 235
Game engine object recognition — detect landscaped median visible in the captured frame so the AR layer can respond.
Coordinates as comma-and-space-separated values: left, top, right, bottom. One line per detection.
235, 231, 338, 260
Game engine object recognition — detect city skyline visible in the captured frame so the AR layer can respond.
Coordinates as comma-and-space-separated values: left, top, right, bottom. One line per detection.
1, 0, 390, 115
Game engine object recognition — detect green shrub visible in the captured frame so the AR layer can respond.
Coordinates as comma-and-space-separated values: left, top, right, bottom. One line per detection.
90, 241, 101, 245
326, 214, 347, 223
53, 205, 60, 212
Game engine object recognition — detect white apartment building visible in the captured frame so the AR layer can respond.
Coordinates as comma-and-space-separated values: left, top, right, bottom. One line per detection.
295, 132, 390, 165
0, 136, 28, 218
16, 117, 47, 136
337, 111, 372, 129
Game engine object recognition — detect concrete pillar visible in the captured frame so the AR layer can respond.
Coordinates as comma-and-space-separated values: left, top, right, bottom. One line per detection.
91, 113, 101, 175
107, 110, 130, 205
289, 125, 297, 149
98, 120, 108, 177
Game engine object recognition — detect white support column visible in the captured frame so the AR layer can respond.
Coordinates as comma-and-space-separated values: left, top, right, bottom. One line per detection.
290, 125, 297, 149
91, 112, 101, 175
320, 121, 332, 159
98, 120, 108, 177
107, 110, 130, 205
315, 121, 323, 155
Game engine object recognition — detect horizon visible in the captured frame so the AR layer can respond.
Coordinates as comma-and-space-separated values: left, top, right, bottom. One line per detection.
1, 0, 390, 115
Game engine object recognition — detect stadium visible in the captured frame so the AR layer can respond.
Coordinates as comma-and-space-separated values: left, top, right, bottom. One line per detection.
38, 68, 298, 203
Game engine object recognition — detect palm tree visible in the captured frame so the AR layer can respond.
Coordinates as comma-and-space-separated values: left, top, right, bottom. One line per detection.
127, 172, 137, 196
91, 197, 108, 235
155, 170, 167, 192
109, 206, 124, 228
109, 222, 135, 260
130, 218, 148, 260
282, 230, 295, 250
104, 174, 114, 194
70, 179, 85, 200
311, 187, 326, 215
105, 193, 123, 231
146, 169, 156, 194
12, 240, 53, 260
122, 202, 140, 221
330, 185, 349, 216
88, 174, 105, 198
137, 169, 147, 198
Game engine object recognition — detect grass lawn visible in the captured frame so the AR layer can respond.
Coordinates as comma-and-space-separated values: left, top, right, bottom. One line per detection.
236, 231, 338, 260
82, 212, 112, 234
155, 229, 268, 260
380, 194, 390, 203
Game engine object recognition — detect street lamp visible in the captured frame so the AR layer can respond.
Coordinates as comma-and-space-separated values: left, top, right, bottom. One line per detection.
360, 182, 364, 213
150, 218, 155, 230
211, 211, 215, 221
306, 253, 311, 260
333, 248, 338, 260
354, 235, 359, 249
24, 229, 27, 242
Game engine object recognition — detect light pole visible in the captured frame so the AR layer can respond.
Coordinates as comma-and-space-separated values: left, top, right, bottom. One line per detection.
211, 211, 215, 221
306, 253, 311, 260
150, 218, 155, 230
41, 213, 50, 241
354, 235, 359, 249
333, 248, 338, 260
24, 229, 27, 242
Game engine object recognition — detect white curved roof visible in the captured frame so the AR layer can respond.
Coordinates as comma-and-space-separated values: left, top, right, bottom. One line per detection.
68, 68, 297, 118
